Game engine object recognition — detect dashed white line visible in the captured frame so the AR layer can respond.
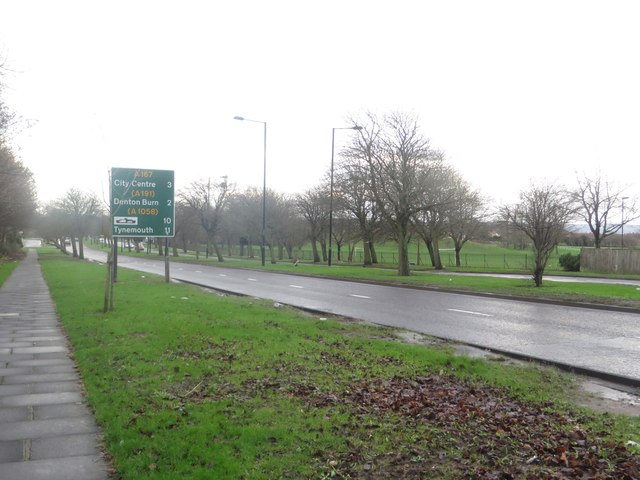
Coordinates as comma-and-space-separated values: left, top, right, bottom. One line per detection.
290, 285, 304, 289
349, 294, 371, 299
248, 278, 257, 282
448, 308, 493, 317
218, 274, 227, 277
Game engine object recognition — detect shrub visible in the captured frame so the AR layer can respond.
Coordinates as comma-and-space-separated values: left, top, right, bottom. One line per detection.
558, 252, 580, 272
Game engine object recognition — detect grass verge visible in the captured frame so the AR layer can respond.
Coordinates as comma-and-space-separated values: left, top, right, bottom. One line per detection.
0, 250, 24, 287
39, 249, 640, 479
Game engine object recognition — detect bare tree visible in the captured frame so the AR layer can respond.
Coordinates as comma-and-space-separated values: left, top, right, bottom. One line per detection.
178, 177, 231, 262
346, 111, 443, 276
296, 186, 329, 263
447, 176, 486, 267
333, 156, 381, 265
174, 200, 200, 255
411, 165, 456, 270
502, 183, 575, 287
55, 188, 103, 259
572, 172, 638, 248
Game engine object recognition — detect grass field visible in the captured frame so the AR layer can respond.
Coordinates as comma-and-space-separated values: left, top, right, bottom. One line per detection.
33, 249, 640, 479
91, 238, 582, 273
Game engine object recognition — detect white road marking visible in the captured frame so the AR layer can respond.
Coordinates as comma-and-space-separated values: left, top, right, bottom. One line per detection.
248, 278, 257, 282
349, 294, 371, 299
218, 274, 227, 277
195, 270, 202, 273
290, 285, 304, 289
448, 308, 493, 317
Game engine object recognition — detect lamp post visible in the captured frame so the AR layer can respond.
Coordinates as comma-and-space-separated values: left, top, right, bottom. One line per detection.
622, 196, 629, 248
328, 125, 362, 266
234, 116, 267, 266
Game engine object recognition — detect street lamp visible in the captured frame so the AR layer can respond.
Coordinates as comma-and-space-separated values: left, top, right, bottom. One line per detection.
622, 196, 629, 248
234, 116, 267, 267
328, 125, 362, 266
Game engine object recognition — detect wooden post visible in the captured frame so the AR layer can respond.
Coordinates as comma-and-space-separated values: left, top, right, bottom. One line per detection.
103, 252, 112, 313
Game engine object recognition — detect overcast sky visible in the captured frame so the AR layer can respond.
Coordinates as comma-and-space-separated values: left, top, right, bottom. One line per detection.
1, 0, 639, 208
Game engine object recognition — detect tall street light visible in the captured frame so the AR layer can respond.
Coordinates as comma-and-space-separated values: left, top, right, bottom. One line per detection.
622, 196, 629, 248
234, 116, 267, 266
328, 125, 362, 267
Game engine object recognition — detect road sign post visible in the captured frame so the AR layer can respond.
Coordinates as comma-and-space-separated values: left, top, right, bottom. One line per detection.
110, 168, 175, 287
110, 168, 175, 238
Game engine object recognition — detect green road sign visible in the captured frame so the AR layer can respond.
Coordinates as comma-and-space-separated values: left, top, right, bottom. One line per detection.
111, 167, 175, 237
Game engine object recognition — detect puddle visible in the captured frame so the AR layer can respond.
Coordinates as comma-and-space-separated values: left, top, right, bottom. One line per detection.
396, 331, 442, 346
582, 382, 640, 405
578, 380, 640, 416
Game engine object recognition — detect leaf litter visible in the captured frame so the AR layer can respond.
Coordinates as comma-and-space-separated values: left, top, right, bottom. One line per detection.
294, 374, 640, 479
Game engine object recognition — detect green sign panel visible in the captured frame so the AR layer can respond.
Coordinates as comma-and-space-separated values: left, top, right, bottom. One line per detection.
110, 167, 175, 237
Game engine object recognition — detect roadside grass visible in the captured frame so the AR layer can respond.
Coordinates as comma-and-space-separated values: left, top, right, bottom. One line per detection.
0, 252, 23, 287
38, 249, 640, 479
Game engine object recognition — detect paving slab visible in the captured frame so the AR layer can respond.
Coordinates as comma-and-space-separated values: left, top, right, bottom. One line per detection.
0, 416, 99, 441
0, 385, 29, 397
34, 403, 94, 421
0, 455, 110, 480
2, 372, 80, 384
0, 407, 29, 423
31, 381, 81, 394
0, 250, 112, 479
31, 433, 103, 460
0, 441, 23, 463
8, 359, 72, 368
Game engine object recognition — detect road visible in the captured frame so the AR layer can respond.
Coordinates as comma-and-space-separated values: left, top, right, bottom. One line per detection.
80, 246, 640, 382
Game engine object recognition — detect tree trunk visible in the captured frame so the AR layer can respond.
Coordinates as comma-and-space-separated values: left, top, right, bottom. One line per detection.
397, 232, 410, 276
70, 237, 78, 258
78, 236, 85, 260
213, 242, 224, 262
362, 237, 372, 265
172, 243, 179, 257
431, 238, 443, 270
533, 263, 544, 287
426, 240, 435, 266
311, 240, 321, 263
455, 245, 462, 267
369, 239, 378, 264
320, 238, 327, 262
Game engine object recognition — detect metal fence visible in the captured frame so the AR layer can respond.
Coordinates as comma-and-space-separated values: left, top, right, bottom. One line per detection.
294, 250, 554, 271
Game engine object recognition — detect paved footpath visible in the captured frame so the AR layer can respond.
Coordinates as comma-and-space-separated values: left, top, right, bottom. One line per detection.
0, 250, 111, 480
